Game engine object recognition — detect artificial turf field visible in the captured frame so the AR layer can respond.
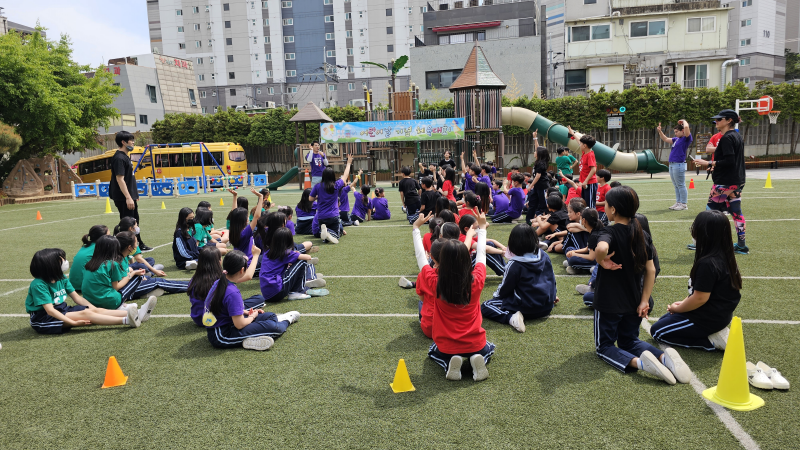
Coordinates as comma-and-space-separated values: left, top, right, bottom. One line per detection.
0, 176, 798, 449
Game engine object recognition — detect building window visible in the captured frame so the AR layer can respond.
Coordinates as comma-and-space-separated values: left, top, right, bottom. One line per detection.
359, 11, 363, 18
208, 40, 213, 47
326, 32, 335, 40
197, 57, 204, 64
192, 6, 200, 13
439, 32, 485, 45
326, 50, 336, 57
325, 15, 334, 22
226, 38, 233, 45
328, 85, 337, 92
179, 43, 186, 49
266, 53, 272, 60
140, 115, 148, 125
229, 72, 235, 79
225, 21, 231, 28
630, 20, 666, 38
425, 70, 462, 89
742, 0, 751, 6
211, 72, 216, 79
348, 82, 355, 91
741, 77, 750, 84
359, 29, 364, 36
201, 91, 207, 98
386, 8, 392, 16
198, 74, 205, 81
564, 69, 586, 91
420, 6, 427, 13
176, 9, 183, 15
284, 36, 294, 43
360, 46, 365, 54
741, 38, 751, 47
289, 86, 298, 93
268, 87, 275, 94
387, 26, 393, 34
324, 0, 333, 4
347, 65, 354, 73
346, 30, 352, 38
347, 48, 354, 55
256, 88, 262, 94
345, 12, 351, 20
202, 107, 208, 113
409, 25, 413, 33
266, 70, 273, 78
255, 53, 259, 60
282, 1, 292, 7
147, 85, 157, 103
178, 26, 184, 32
227, 55, 234, 62
194, 23, 200, 30
387, 44, 394, 52
252, 19, 257, 26
262, 1, 268, 7
687, 17, 715, 33
740, 58, 751, 66
189, 89, 197, 106
285, 53, 296, 60
195, 41, 202, 48
741, 19, 752, 27
223, 3, 229, 11
230, 89, 237, 96
264, 36, 270, 43
584, 0, 597, 3
286, 70, 297, 77
683, 64, 708, 88
283, 18, 293, 26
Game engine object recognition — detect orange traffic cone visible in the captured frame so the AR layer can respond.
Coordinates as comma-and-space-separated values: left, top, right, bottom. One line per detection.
101, 356, 129, 389
303, 169, 311, 189
35, 211, 42, 221
689, 179, 695, 189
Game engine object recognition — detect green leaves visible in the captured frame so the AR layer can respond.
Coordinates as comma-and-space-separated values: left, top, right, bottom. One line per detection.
392, 56, 409, 74
360, 61, 388, 72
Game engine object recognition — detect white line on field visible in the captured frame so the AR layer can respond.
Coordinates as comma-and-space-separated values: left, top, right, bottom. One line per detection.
639, 319, 760, 450
0, 286, 28, 297
0, 214, 108, 232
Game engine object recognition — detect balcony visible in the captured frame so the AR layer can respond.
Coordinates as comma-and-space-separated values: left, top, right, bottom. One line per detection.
683, 79, 708, 89
430, 0, 532, 10
416, 24, 535, 46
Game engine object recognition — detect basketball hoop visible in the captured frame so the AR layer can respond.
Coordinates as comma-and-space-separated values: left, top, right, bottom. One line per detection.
768, 111, 781, 125
757, 95, 773, 115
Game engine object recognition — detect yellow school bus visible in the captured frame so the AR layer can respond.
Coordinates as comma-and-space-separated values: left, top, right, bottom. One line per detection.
76, 143, 248, 182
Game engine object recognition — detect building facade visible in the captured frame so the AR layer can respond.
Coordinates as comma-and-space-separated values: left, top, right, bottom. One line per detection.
410, 0, 540, 103
727, 0, 787, 87
146, 0, 433, 112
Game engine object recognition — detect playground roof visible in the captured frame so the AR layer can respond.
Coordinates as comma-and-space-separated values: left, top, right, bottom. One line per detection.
290, 101, 333, 123
449, 45, 506, 91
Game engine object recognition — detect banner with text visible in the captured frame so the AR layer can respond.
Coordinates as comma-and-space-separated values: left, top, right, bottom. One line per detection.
320, 118, 465, 143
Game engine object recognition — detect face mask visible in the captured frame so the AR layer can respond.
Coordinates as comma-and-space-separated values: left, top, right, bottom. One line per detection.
61, 260, 69, 273
126, 145, 134, 151
134, 226, 140, 234
187, 218, 195, 226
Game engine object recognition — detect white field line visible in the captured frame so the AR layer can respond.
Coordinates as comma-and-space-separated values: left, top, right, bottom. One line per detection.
0, 214, 109, 232
639, 319, 760, 450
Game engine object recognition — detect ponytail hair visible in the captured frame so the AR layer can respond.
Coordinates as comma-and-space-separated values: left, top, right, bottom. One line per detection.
82, 225, 109, 247
114, 216, 137, 235
227, 207, 248, 247
375, 187, 385, 197
360, 185, 371, 205
208, 250, 248, 316
429, 217, 444, 240
84, 235, 121, 272
474, 182, 491, 213
463, 191, 480, 210
605, 186, 647, 273
581, 208, 603, 231
115, 231, 137, 255
256, 211, 286, 253
430, 238, 446, 264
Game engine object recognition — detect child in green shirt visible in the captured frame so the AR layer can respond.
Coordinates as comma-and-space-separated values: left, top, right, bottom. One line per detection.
69, 224, 110, 291
555, 147, 578, 179
195, 207, 229, 251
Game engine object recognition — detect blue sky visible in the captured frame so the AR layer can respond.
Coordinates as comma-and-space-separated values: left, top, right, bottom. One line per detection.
3, 0, 151, 67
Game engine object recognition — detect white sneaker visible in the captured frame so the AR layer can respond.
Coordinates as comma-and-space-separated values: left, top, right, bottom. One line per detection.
307, 257, 319, 265
470, 354, 489, 381
746, 361, 774, 390
185, 260, 198, 270
563, 260, 569, 267
276, 311, 300, 324
668, 202, 679, 210
353, 220, 360, 226
674, 203, 688, 211
118, 303, 138, 311
308, 246, 320, 254
511, 218, 523, 224
144, 288, 166, 298
152, 264, 165, 271
320, 224, 329, 242
538, 242, 549, 251
306, 278, 327, 288
566, 266, 583, 275
445, 356, 462, 381
126, 304, 141, 328
639, 351, 676, 385
398, 276, 415, 289
508, 311, 526, 333
707, 327, 729, 351
287, 292, 311, 300
314, 273, 323, 279
575, 284, 593, 295
757, 361, 790, 389
242, 336, 274, 351
138, 296, 157, 323
662, 348, 691, 384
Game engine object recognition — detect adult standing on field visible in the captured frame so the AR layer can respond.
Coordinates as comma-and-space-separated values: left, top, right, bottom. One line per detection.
306, 141, 328, 186
658, 120, 692, 211
109, 131, 152, 252
439, 150, 456, 170
691, 110, 749, 254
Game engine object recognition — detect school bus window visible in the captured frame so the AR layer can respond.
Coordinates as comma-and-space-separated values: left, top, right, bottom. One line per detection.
203, 152, 223, 166
228, 151, 246, 162
169, 153, 183, 167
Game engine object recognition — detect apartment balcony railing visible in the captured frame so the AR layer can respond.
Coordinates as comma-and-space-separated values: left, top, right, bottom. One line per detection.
683, 78, 709, 89
416, 24, 535, 46
430, 0, 533, 10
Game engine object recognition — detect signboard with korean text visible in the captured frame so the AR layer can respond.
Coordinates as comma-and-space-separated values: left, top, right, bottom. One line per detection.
320, 118, 465, 143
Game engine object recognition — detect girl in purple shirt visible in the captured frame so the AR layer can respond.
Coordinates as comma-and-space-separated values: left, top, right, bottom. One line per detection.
339, 170, 362, 227
259, 227, 326, 302
294, 189, 316, 235
351, 185, 372, 224
371, 188, 391, 220
227, 188, 264, 264
204, 249, 299, 350
309, 154, 354, 244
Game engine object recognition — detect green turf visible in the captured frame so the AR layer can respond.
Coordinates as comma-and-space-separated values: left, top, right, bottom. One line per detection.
0, 178, 797, 449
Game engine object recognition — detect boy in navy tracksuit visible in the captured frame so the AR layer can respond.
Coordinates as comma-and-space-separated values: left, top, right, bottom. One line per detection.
480, 224, 557, 333
173, 227, 200, 270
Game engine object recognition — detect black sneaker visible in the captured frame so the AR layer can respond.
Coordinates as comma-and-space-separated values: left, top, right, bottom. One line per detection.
140, 245, 154, 252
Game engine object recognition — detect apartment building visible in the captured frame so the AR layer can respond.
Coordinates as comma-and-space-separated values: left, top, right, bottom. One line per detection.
560, 0, 735, 95
147, 0, 432, 112
410, 0, 540, 103
727, 0, 787, 87
788, 0, 800, 54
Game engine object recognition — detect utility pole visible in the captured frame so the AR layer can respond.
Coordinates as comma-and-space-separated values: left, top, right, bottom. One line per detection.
323, 46, 330, 107
548, 33, 554, 99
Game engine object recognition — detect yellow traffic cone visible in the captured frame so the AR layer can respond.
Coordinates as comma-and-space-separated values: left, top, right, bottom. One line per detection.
104, 198, 113, 214
161, 201, 166, 210
390, 359, 416, 393
702, 317, 764, 411
763, 172, 773, 189
219, 197, 224, 206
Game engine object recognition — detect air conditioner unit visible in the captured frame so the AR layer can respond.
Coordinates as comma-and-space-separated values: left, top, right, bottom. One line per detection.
663, 66, 674, 76
350, 99, 366, 107
212, 91, 217, 96
210, 56, 215, 63
265, 101, 276, 108
208, 41, 213, 47
623, 64, 629, 73
661, 76, 674, 85
648, 77, 659, 85
205, 6, 210, 11
635, 77, 647, 86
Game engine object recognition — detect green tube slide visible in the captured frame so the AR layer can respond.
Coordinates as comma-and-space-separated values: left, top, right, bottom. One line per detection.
267, 166, 300, 190
501, 107, 668, 173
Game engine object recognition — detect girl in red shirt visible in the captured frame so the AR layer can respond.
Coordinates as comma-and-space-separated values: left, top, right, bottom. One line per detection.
428, 211, 495, 381
439, 167, 457, 202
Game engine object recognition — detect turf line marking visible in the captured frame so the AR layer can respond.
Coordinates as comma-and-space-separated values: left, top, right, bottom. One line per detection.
0, 286, 28, 297
0, 214, 108, 232
639, 319, 761, 450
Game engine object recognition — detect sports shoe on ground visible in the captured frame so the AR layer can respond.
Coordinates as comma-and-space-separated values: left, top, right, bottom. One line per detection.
320, 224, 329, 242
508, 311, 526, 333
242, 336, 274, 351
119, 302, 137, 311
398, 277, 416, 289
305, 278, 327, 288
686, 243, 696, 251
662, 348, 691, 383
733, 243, 750, 255
575, 284, 593, 295
287, 292, 311, 300
668, 203, 679, 210
136, 288, 165, 299
314, 273, 323, 279
126, 304, 141, 328
307, 257, 320, 265
639, 351, 676, 385
757, 361, 790, 390
152, 264, 165, 272
445, 356, 462, 381
401, 206, 407, 214
511, 218, 523, 224
306, 288, 329, 297
566, 266, 584, 275
308, 246, 320, 254
185, 260, 198, 270
470, 354, 489, 381
563, 260, 569, 267
746, 362, 773, 390
139, 245, 154, 252
353, 220, 360, 226
138, 296, 157, 323
707, 327, 729, 351
674, 203, 688, 211
276, 311, 300, 324
538, 242, 549, 251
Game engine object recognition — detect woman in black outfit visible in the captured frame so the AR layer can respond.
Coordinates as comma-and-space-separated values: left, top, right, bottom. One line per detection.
439, 150, 456, 170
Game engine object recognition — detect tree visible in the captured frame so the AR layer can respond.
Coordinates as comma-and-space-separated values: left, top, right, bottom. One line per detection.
505, 74, 522, 102
785, 49, 800, 82
0, 121, 22, 155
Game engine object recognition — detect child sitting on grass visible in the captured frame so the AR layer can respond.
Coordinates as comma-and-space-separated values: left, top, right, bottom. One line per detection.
294, 189, 316, 235
69, 224, 110, 291
115, 232, 189, 302
26, 248, 149, 334
534, 195, 569, 251
204, 249, 299, 351
339, 170, 362, 227
350, 185, 372, 225
564, 207, 602, 275
407, 212, 444, 337
173, 207, 200, 270
481, 224, 558, 333
458, 214, 506, 276
260, 227, 326, 302
428, 212, 494, 381
227, 188, 265, 264
544, 198, 586, 254
194, 208, 229, 252
371, 188, 391, 220
115, 217, 165, 276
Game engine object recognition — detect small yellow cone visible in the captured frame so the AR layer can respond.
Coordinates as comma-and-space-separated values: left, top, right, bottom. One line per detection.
161, 201, 166, 210
101, 356, 129, 389
763, 172, 773, 189
219, 198, 224, 206
104, 198, 113, 214
390, 359, 416, 393
702, 317, 764, 411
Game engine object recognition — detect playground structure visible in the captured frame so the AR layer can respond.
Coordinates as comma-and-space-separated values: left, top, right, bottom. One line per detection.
2, 155, 83, 201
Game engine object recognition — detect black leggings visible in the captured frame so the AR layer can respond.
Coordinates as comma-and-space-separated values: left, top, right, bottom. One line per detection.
113, 197, 147, 246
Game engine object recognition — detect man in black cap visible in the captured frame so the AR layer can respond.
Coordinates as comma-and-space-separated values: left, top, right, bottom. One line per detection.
690, 109, 748, 254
